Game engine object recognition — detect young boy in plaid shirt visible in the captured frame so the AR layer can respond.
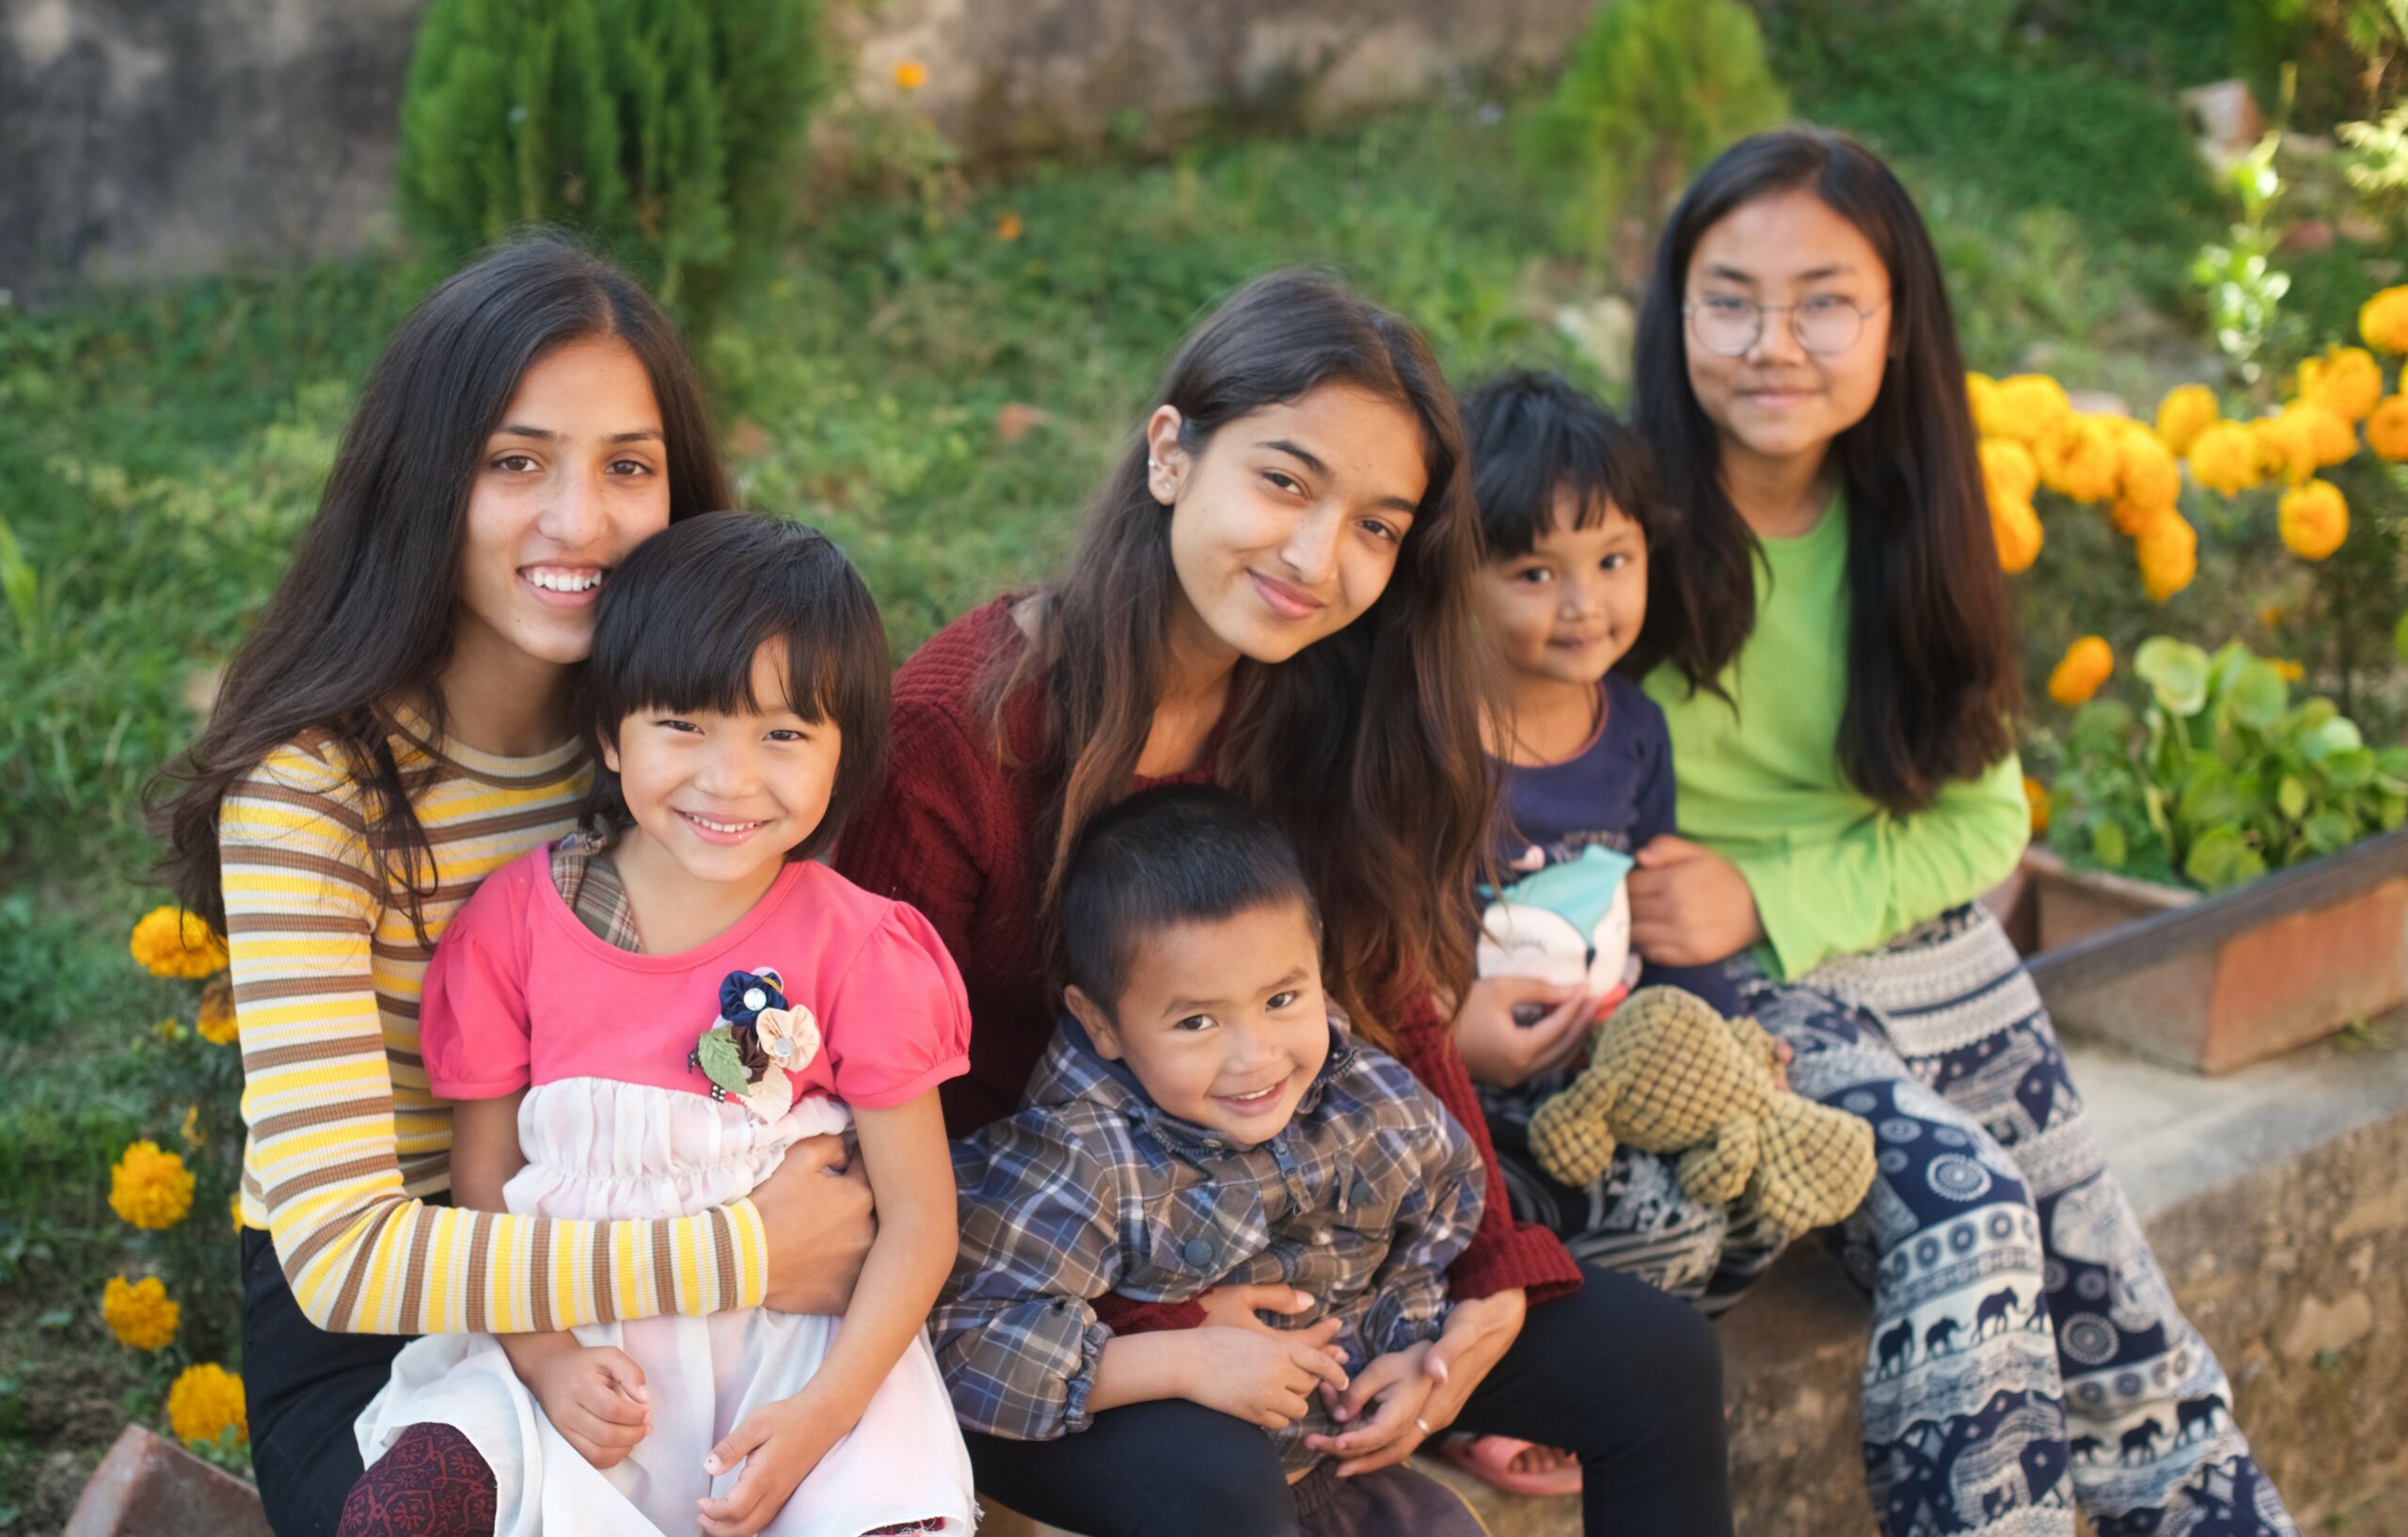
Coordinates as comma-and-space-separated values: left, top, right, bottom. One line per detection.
936, 786, 1489, 1533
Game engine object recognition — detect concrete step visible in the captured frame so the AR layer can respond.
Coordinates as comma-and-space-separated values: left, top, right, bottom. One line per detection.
982, 1021, 2408, 1535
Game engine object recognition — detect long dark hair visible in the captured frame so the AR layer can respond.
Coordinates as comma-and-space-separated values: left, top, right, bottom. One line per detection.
577, 513, 892, 863
992, 268, 1492, 1038
153, 232, 733, 934
1628, 128, 2019, 813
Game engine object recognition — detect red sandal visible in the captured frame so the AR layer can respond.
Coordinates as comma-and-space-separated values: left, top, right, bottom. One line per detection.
1434, 1434, 1583, 1497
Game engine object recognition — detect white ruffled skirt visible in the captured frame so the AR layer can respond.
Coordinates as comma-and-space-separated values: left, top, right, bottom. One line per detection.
356, 1079, 975, 1536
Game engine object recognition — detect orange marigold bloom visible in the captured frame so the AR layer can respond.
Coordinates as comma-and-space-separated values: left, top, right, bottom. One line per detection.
892, 59, 927, 90
2250, 411, 2318, 486
102, 1276, 180, 1352
2115, 430, 2181, 513
2154, 384, 2219, 454
2289, 401, 2359, 469
1980, 438, 2039, 504
1989, 494, 2043, 574
996, 210, 1022, 242
2048, 636, 2114, 705
2269, 658, 2305, 682
1985, 374, 2072, 445
2034, 416, 2122, 503
2134, 511, 2198, 603
2367, 395, 2408, 461
2185, 420, 2261, 495
109, 1140, 195, 1230
2023, 775, 2051, 836
166, 1364, 246, 1449
2360, 286, 2408, 353
2299, 346, 2384, 423
2278, 479, 2350, 561
129, 907, 227, 979
1967, 372, 1999, 431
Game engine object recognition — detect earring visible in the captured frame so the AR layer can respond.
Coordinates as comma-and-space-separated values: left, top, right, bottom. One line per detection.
1147, 458, 1162, 471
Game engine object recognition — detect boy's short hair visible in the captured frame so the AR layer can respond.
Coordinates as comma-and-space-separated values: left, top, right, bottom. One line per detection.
578, 512, 892, 861
1059, 786, 1322, 1015
1460, 369, 1666, 558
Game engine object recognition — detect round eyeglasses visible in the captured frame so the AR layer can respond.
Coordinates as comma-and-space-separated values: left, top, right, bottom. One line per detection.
1681, 293, 1888, 357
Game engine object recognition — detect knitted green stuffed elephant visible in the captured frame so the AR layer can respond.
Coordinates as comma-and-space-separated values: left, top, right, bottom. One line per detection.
1526, 986, 1876, 1242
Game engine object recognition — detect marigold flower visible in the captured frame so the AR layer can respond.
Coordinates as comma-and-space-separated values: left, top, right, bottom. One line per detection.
892, 59, 927, 90
1984, 374, 2072, 445
2260, 603, 2286, 628
2186, 420, 2262, 495
1978, 438, 2038, 506
2250, 411, 2318, 486
196, 976, 238, 1046
2115, 430, 2181, 513
2269, 658, 2305, 682
231, 1192, 245, 1229
2360, 286, 2408, 353
129, 907, 227, 979
2023, 775, 2051, 836
2278, 479, 2350, 561
109, 1140, 195, 1230
2154, 384, 2219, 454
2289, 401, 2359, 469
180, 1104, 204, 1149
102, 1276, 180, 1352
1967, 372, 1999, 431
2034, 415, 2121, 503
166, 1364, 246, 1449
1989, 494, 2043, 574
996, 210, 1022, 242
2048, 636, 2115, 705
2133, 511, 2198, 603
2299, 346, 2384, 423
2367, 395, 2408, 461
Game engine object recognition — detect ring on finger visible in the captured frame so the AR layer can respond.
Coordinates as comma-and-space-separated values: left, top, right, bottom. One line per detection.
1414, 1417, 1433, 1436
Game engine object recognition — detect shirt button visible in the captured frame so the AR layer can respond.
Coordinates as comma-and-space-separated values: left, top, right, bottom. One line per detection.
1350, 1177, 1375, 1207
1313, 1230, 1332, 1246
1181, 1238, 1213, 1268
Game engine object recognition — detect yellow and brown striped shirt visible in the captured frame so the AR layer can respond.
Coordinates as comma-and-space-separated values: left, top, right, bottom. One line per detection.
224, 726, 768, 1335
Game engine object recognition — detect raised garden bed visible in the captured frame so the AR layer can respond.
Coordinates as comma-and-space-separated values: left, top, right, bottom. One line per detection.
2017, 827, 2408, 1074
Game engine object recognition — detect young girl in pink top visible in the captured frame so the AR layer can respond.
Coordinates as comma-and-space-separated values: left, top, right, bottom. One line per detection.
354, 513, 975, 1537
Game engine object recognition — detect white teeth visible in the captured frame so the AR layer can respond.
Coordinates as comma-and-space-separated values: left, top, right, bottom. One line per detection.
526, 568, 603, 593
686, 814, 761, 833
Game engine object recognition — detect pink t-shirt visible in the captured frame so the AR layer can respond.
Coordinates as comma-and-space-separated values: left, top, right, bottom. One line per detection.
421, 845, 973, 1112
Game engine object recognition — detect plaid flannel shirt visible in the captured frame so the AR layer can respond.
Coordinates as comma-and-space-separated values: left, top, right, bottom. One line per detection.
934, 1018, 1485, 1470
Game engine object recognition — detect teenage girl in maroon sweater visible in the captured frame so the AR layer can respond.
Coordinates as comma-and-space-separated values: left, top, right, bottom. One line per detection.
839, 270, 1732, 1537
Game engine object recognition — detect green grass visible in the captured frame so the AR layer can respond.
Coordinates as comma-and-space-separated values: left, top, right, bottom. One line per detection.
1, 10, 2401, 1523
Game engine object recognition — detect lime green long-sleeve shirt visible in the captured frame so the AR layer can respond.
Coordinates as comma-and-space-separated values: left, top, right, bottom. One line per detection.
1641, 499, 2029, 981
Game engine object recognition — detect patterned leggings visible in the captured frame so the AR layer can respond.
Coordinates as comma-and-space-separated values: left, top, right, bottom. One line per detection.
1492, 906, 2295, 1536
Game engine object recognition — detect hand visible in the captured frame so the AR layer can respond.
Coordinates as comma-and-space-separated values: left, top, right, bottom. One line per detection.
516, 1342, 651, 1470
1389, 1289, 1527, 1444
1176, 1323, 1351, 1431
1770, 1038, 1795, 1093
698, 1388, 846, 1537
1303, 1342, 1439, 1476
1628, 836, 1765, 967
752, 1133, 876, 1315
1195, 1283, 1323, 1337
1452, 974, 1596, 1089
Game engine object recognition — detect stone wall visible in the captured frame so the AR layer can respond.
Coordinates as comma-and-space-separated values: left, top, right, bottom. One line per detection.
0, 0, 1597, 297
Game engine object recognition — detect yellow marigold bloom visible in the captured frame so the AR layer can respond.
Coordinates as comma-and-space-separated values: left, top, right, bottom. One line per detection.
196, 976, 238, 1046
2048, 636, 2115, 705
2367, 395, 2408, 461
2360, 286, 2408, 353
2034, 415, 2121, 503
2299, 346, 2384, 423
2107, 498, 2157, 536
102, 1276, 180, 1352
108, 1140, 194, 1230
2260, 603, 2286, 627
2115, 430, 2180, 513
129, 907, 227, 979
2289, 401, 2358, 469
2186, 420, 2261, 495
1967, 372, 1999, 430
2154, 384, 2219, 454
2270, 658, 2305, 682
2250, 412, 2317, 486
1980, 438, 2039, 504
996, 210, 1022, 242
2023, 775, 2051, 836
1985, 374, 2072, 445
231, 1193, 244, 1229
2134, 511, 2198, 603
1989, 494, 2043, 574
892, 59, 927, 90
166, 1364, 247, 1449
2278, 479, 2350, 561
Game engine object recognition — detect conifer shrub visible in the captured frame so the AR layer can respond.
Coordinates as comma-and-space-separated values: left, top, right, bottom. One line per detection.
394, 0, 828, 329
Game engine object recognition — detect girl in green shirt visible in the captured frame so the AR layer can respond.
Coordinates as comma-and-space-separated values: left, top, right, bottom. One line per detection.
1624, 129, 2294, 1537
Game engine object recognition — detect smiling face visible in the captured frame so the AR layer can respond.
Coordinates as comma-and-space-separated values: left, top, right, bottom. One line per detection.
1683, 187, 1893, 475
600, 639, 843, 889
1479, 487, 1648, 689
454, 334, 673, 672
1066, 898, 1331, 1144
1147, 383, 1429, 670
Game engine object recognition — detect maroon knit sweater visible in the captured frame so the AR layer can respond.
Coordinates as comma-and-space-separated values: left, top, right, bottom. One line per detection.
837, 599, 1581, 1313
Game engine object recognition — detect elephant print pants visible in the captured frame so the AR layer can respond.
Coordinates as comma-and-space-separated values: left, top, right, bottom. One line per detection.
1729, 904, 2294, 1537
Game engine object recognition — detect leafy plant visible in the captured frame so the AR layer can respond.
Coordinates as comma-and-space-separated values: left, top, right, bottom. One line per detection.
394, 0, 829, 331
2191, 131, 2298, 385
1524, 0, 1789, 279
2047, 637, 2408, 890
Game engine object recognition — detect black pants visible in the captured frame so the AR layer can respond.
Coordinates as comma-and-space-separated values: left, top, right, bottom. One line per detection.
967, 1264, 1733, 1537
241, 1228, 414, 1537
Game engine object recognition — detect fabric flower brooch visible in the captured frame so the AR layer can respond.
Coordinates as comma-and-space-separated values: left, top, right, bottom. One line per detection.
689, 966, 820, 1122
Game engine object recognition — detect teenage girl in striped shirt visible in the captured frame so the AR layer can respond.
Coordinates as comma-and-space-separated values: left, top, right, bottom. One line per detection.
154, 236, 876, 1537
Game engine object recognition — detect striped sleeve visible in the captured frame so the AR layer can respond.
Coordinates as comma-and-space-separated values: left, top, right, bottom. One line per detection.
223, 739, 769, 1335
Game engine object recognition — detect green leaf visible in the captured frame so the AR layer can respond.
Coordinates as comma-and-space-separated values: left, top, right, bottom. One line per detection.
2395, 608, 2408, 664
2302, 717, 2365, 763
692, 1025, 750, 1097
2183, 823, 2252, 890
2134, 637, 2211, 717
2094, 820, 2130, 869
2278, 775, 2308, 821
2226, 660, 2288, 731
2304, 811, 2355, 853
2328, 748, 2379, 789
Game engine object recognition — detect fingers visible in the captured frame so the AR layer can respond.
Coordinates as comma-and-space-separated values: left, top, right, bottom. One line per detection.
1291, 1342, 1350, 1391
704, 1411, 776, 1480
1633, 833, 1697, 868
777, 1132, 849, 1176
591, 1347, 649, 1405
1526, 989, 1595, 1044
1237, 1283, 1316, 1315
